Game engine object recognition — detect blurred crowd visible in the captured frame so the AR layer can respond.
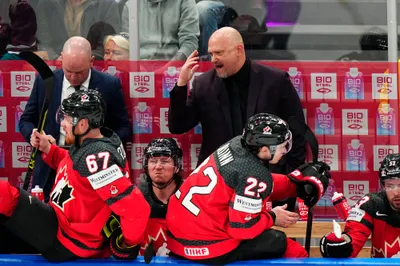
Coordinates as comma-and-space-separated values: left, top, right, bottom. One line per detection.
0, 0, 267, 61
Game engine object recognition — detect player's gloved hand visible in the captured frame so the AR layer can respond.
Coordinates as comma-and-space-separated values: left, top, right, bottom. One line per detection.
103, 214, 121, 238
298, 161, 331, 181
287, 162, 331, 207
110, 227, 140, 260
320, 232, 352, 258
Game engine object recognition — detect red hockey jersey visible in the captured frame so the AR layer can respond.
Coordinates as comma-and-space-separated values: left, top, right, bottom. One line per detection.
42, 128, 150, 258
138, 181, 170, 256
345, 191, 400, 258
166, 136, 297, 259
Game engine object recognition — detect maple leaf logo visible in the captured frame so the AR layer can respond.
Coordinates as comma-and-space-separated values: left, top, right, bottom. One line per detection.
372, 237, 400, 258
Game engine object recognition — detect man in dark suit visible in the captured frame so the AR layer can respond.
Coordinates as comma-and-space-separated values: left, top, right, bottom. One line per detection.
168, 27, 305, 211
19, 36, 131, 200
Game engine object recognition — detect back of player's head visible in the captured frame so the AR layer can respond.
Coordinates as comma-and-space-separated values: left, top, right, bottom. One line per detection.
60, 89, 106, 129
143, 138, 183, 172
242, 113, 292, 154
379, 153, 400, 182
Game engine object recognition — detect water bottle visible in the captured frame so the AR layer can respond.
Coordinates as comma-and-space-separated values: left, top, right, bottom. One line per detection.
332, 192, 352, 220
31, 185, 44, 202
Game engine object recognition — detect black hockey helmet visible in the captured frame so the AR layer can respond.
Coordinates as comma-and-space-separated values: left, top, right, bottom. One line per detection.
143, 138, 183, 189
379, 153, 400, 182
143, 138, 183, 172
242, 113, 292, 155
58, 89, 106, 129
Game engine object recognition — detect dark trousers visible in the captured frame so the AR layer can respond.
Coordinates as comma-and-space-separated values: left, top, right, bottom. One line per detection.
0, 189, 77, 262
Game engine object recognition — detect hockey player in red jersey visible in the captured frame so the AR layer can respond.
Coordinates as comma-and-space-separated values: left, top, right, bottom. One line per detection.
321, 153, 400, 258
0, 90, 150, 261
167, 113, 331, 264
137, 138, 184, 259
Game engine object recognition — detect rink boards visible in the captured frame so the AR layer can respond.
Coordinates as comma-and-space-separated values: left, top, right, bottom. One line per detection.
0, 256, 399, 266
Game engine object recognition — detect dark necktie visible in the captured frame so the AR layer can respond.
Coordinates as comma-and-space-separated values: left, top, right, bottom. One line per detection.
74, 85, 80, 91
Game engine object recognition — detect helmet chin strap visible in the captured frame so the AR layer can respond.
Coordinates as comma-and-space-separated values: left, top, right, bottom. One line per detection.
152, 178, 175, 190
72, 123, 92, 147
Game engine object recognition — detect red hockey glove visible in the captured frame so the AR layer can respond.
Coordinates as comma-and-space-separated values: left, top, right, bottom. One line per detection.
110, 227, 140, 260
287, 162, 331, 207
320, 232, 352, 258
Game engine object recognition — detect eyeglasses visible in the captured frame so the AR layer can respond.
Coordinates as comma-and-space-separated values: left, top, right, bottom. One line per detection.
148, 157, 174, 167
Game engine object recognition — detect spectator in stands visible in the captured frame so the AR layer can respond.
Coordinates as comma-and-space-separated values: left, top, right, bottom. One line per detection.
86, 21, 116, 60
196, 0, 225, 57
103, 33, 129, 62
19, 36, 131, 201
35, 0, 120, 59
0, 22, 11, 57
0, 0, 39, 25
122, 0, 199, 61
168, 26, 305, 213
1, 0, 42, 60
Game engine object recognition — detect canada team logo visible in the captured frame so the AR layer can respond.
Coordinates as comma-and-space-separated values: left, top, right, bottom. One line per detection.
263, 126, 272, 134
81, 94, 89, 102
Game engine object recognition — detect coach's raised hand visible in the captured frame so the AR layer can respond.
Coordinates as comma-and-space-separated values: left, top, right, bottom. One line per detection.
177, 50, 199, 86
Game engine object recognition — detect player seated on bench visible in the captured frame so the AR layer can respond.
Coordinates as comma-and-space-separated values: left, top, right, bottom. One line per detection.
166, 113, 331, 264
321, 153, 400, 258
0, 90, 150, 261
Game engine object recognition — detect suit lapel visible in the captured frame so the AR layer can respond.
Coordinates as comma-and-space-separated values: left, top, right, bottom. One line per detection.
246, 65, 262, 121
216, 76, 233, 138
53, 70, 64, 135
88, 68, 100, 91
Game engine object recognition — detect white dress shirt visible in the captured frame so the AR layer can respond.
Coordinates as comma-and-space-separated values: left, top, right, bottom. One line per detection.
59, 70, 91, 146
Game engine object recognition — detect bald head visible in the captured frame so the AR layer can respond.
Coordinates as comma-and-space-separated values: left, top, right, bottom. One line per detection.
208, 27, 246, 78
62, 36, 92, 58
62, 37, 94, 87
209, 27, 244, 48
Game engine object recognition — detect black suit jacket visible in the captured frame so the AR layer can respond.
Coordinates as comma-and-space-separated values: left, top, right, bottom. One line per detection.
19, 68, 132, 194
168, 60, 306, 173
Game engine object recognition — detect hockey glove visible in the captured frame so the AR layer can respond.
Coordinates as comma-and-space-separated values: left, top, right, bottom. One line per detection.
298, 161, 331, 180
103, 214, 121, 238
110, 227, 140, 260
287, 162, 331, 207
320, 232, 352, 258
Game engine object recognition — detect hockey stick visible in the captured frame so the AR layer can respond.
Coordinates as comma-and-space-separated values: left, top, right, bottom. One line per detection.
288, 117, 319, 257
17, 51, 55, 191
